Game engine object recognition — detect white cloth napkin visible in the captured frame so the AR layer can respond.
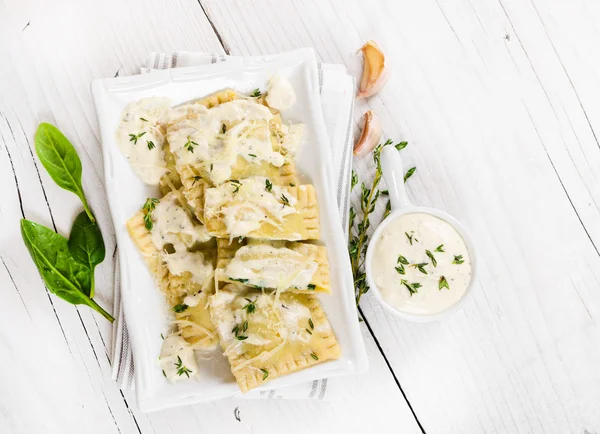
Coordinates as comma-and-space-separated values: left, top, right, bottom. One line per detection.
111, 51, 356, 400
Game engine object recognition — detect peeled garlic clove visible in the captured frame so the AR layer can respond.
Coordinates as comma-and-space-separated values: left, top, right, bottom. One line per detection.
357, 40, 390, 99
354, 110, 382, 156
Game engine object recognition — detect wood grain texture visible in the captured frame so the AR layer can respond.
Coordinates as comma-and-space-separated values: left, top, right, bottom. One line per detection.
201, 0, 600, 432
0, 0, 421, 433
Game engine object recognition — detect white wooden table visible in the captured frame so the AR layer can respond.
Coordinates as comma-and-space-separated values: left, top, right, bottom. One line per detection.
1, 0, 599, 432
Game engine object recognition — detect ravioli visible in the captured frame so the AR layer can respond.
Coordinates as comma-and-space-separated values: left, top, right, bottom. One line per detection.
166, 89, 298, 188
209, 287, 341, 393
204, 177, 319, 241
126, 191, 218, 348
216, 239, 330, 293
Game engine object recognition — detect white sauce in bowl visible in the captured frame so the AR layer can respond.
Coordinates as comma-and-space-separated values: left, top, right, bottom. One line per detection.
372, 213, 472, 315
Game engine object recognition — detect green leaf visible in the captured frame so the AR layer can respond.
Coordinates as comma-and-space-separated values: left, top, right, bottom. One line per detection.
68, 211, 105, 298
397, 255, 409, 265
20, 219, 113, 322
439, 276, 450, 290
35, 123, 94, 222
404, 166, 416, 183
426, 250, 437, 267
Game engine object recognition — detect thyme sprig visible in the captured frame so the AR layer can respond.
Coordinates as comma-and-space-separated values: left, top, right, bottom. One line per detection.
175, 356, 192, 378
349, 140, 412, 306
184, 136, 199, 153
129, 131, 146, 144
142, 197, 159, 230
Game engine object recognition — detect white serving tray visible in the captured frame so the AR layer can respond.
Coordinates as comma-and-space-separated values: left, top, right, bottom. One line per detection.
91, 48, 368, 412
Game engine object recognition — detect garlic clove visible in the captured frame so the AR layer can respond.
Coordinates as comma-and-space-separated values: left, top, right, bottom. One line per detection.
357, 40, 390, 99
354, 110, 382, 156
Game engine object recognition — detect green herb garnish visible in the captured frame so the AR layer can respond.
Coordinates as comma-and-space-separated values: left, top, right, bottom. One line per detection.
404, 166, 416, 182
142, 197, 159, 230
311, 352, 319, 361
146, 140, 155, 150
192, 175, 202, 185
261, 368, 269, 380
222, 123, 227, 134
230, 179, 241, 194
236, 335, 248, 341
405, 232, 414, 245
400, 279, 421, 296
140, 117, 148, 122
439, 276, 450, 290
397, 255, 409, 265
435, 244, 445, 252
250, 88, 262, 98
453, 255, 465, 264
173, 303, 188, 313
175, 356, 192, 377
230, 277, 249, 283
307, 284, 316, 290
425, 250, 437, 267
248, 153, 257, 158
280, 194, 290, 206
128, 131, 146, 144
184, 136, 199, 152
308, 318, 314, 330
265, 178, 273, 192
349, 140, 414, 306
411, 262, 428, 274
395, 264, 406, 275
289, 183, 296, 187
243, 298, 256, 314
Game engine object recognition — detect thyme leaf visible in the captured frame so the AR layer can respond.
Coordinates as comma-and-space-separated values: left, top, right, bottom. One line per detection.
426, 250, 437, 267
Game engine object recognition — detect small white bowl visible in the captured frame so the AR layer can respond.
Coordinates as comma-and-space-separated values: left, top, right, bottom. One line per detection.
364, 146, 477, 322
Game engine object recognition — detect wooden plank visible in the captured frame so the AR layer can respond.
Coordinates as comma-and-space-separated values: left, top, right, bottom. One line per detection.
200, 0, 600, 432
0, 0, 421, 433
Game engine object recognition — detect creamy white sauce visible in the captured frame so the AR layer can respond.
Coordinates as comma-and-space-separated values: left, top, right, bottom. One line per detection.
163, 250, 213, 286
225, 244, 317, 289
204, 176, 298, 239
210, 290, 312, 356
150, 194, 213, 284
372, 213, 472, 315
159, 334, 200, 382
276, 123, 305, 156
116, 97, 171, 185
166, 100, 284, 185
183, 291, 205, 308
150, 194, 211, 249
266, 74, 297, 110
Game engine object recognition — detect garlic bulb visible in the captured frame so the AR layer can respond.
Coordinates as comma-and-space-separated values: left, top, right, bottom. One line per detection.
357, 40, 390, 99
353, 110, 382, 156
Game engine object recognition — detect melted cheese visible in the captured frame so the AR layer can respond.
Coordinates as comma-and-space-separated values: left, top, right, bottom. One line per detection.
167, 100, 284, 185
225, 244, 318, 289
204, 176, 297, 239
159, 334, 200, 382
266, 74, 297, 110
279, 123, 305, 156
150, 194, 211, 249
163, 250, 213, 286
116, 97, 171, 185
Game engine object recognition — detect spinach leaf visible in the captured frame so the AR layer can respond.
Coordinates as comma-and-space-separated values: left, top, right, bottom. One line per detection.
34, 123, 94, 222
68, 211, 105, 298
21, 219, 114, 322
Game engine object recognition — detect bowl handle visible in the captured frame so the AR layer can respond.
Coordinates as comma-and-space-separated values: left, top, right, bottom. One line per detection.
380, 146, 411, 211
